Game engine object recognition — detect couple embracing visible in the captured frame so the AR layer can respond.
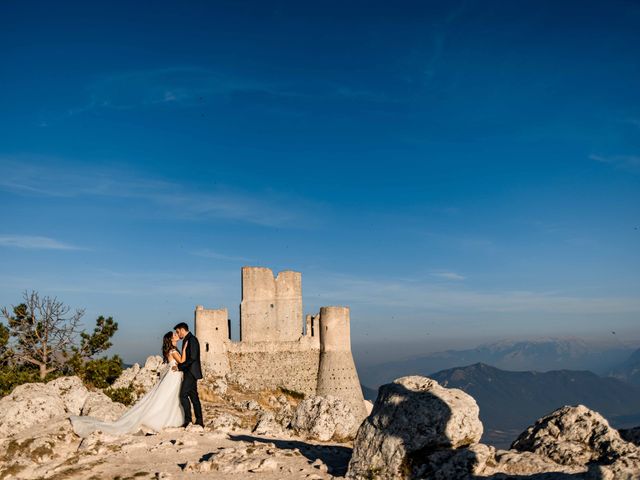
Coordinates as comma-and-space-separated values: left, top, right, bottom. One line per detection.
70, 322, 204, 437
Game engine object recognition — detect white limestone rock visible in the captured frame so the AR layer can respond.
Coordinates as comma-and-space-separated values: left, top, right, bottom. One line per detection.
347, 375, 483, 479
291, 395, 360, 441
0, 382, 67, 438
208, 412, 242, 432
81, 391, 127, 422
111, 355, 164, 399
266, 394, 294, 428
512, 405, 639, 467
253, 411, 286, 436
46, 376, 89, 415
111, 362, 140, 389
0, 418, 81, 478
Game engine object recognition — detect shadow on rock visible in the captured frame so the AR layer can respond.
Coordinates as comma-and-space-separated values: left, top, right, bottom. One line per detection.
345, 376, 620, 480
228, 434, 352, 476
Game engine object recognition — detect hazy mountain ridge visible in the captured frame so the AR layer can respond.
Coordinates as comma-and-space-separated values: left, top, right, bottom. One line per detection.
609, 347, 640, 386
359, 338, 635, 388
430, 362, 640, 448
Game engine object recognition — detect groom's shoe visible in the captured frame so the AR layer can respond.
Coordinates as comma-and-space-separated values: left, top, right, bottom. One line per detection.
181, 422, 191, 428
195, 420, 205, 428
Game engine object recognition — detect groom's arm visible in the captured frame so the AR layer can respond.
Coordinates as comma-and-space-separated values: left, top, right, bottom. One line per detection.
178, 337, 200, 371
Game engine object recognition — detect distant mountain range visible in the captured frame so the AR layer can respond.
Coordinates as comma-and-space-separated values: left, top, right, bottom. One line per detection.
358, 338, 634, 388
429, 363, 640, 448
609, 348, 640, 386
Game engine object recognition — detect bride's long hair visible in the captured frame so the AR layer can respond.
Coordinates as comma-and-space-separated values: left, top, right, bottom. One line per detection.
162, 331, 174, 363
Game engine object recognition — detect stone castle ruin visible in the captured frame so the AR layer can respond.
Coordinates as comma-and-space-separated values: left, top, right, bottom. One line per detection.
194, 266, 367, 420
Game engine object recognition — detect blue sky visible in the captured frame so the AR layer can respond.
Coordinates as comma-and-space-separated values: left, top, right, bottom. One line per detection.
1, 0, 639, 365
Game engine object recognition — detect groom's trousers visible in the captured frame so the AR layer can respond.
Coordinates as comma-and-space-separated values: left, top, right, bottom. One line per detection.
180, 372, 203, 425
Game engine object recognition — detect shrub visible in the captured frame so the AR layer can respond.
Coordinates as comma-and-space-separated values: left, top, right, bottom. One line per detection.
104, 385, 135, 406
81, 356, 123, 389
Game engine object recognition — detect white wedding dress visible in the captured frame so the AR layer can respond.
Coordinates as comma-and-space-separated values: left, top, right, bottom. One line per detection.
70, 353, 184, 437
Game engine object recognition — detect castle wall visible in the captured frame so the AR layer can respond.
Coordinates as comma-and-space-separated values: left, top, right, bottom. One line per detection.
240, 267, 302, 342
226, 337, 319, 395
195, 267, 366, 415
316, 306, 367, 421
194, 305, 230, 376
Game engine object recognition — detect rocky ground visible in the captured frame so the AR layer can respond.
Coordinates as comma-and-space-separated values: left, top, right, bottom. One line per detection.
1, 357, 639, 479
1, 420, 350, 479
0, 357, 359, 480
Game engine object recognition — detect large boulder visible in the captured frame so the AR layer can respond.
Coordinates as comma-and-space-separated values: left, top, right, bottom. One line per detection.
81, 391, 127, 422
291, 395, 360, 441
347, 376, 482, 479
0, 376, 126, 441
0, 376, 89, 438
46, 376, 89, 415
512, 405, 638, 466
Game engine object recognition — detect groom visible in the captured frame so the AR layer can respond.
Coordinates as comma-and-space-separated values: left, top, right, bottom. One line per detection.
173, 322, 204, 428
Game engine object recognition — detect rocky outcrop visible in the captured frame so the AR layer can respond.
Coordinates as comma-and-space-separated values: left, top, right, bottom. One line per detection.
254, 411, 286, 436
0, 376, 127, 442
291, 395, 360, 441
46, 376, 89, 415
0, 376, 89, 438
347, 376, 482, 479
347, 376, 640, 480
111, 355, 165, 400
512, 405, 640, 479
81, 391, 127, 422
512, 405, 637, 466
208, 412, 243, 432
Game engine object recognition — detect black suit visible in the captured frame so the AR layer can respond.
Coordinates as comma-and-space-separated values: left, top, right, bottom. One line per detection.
178, 331, 203, 426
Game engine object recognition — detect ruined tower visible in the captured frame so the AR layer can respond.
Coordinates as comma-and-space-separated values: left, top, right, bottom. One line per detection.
240, 267, 303, 342
194, 305, 230, 376
316, 306, 367, 421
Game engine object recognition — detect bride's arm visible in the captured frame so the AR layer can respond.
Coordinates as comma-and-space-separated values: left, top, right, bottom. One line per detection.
179, 341, 189, 363
170, 350, 182, 364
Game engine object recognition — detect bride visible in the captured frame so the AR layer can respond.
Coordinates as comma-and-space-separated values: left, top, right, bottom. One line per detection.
70, 332, 187, 437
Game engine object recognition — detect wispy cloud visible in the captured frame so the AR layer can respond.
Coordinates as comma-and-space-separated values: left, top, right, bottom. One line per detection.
38, 66, 397, 125
0, 157, 321, 228
0, 234, 84, 250
190, 249, 252, 263
431, 271, 466, 281
590, 154, 640, 173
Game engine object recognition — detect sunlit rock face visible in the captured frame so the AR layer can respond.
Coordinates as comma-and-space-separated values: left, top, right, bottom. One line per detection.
347, 375, 483, 479
512, 404, 640, 479
0, 376, 89, 438
291, 395, 360, 441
